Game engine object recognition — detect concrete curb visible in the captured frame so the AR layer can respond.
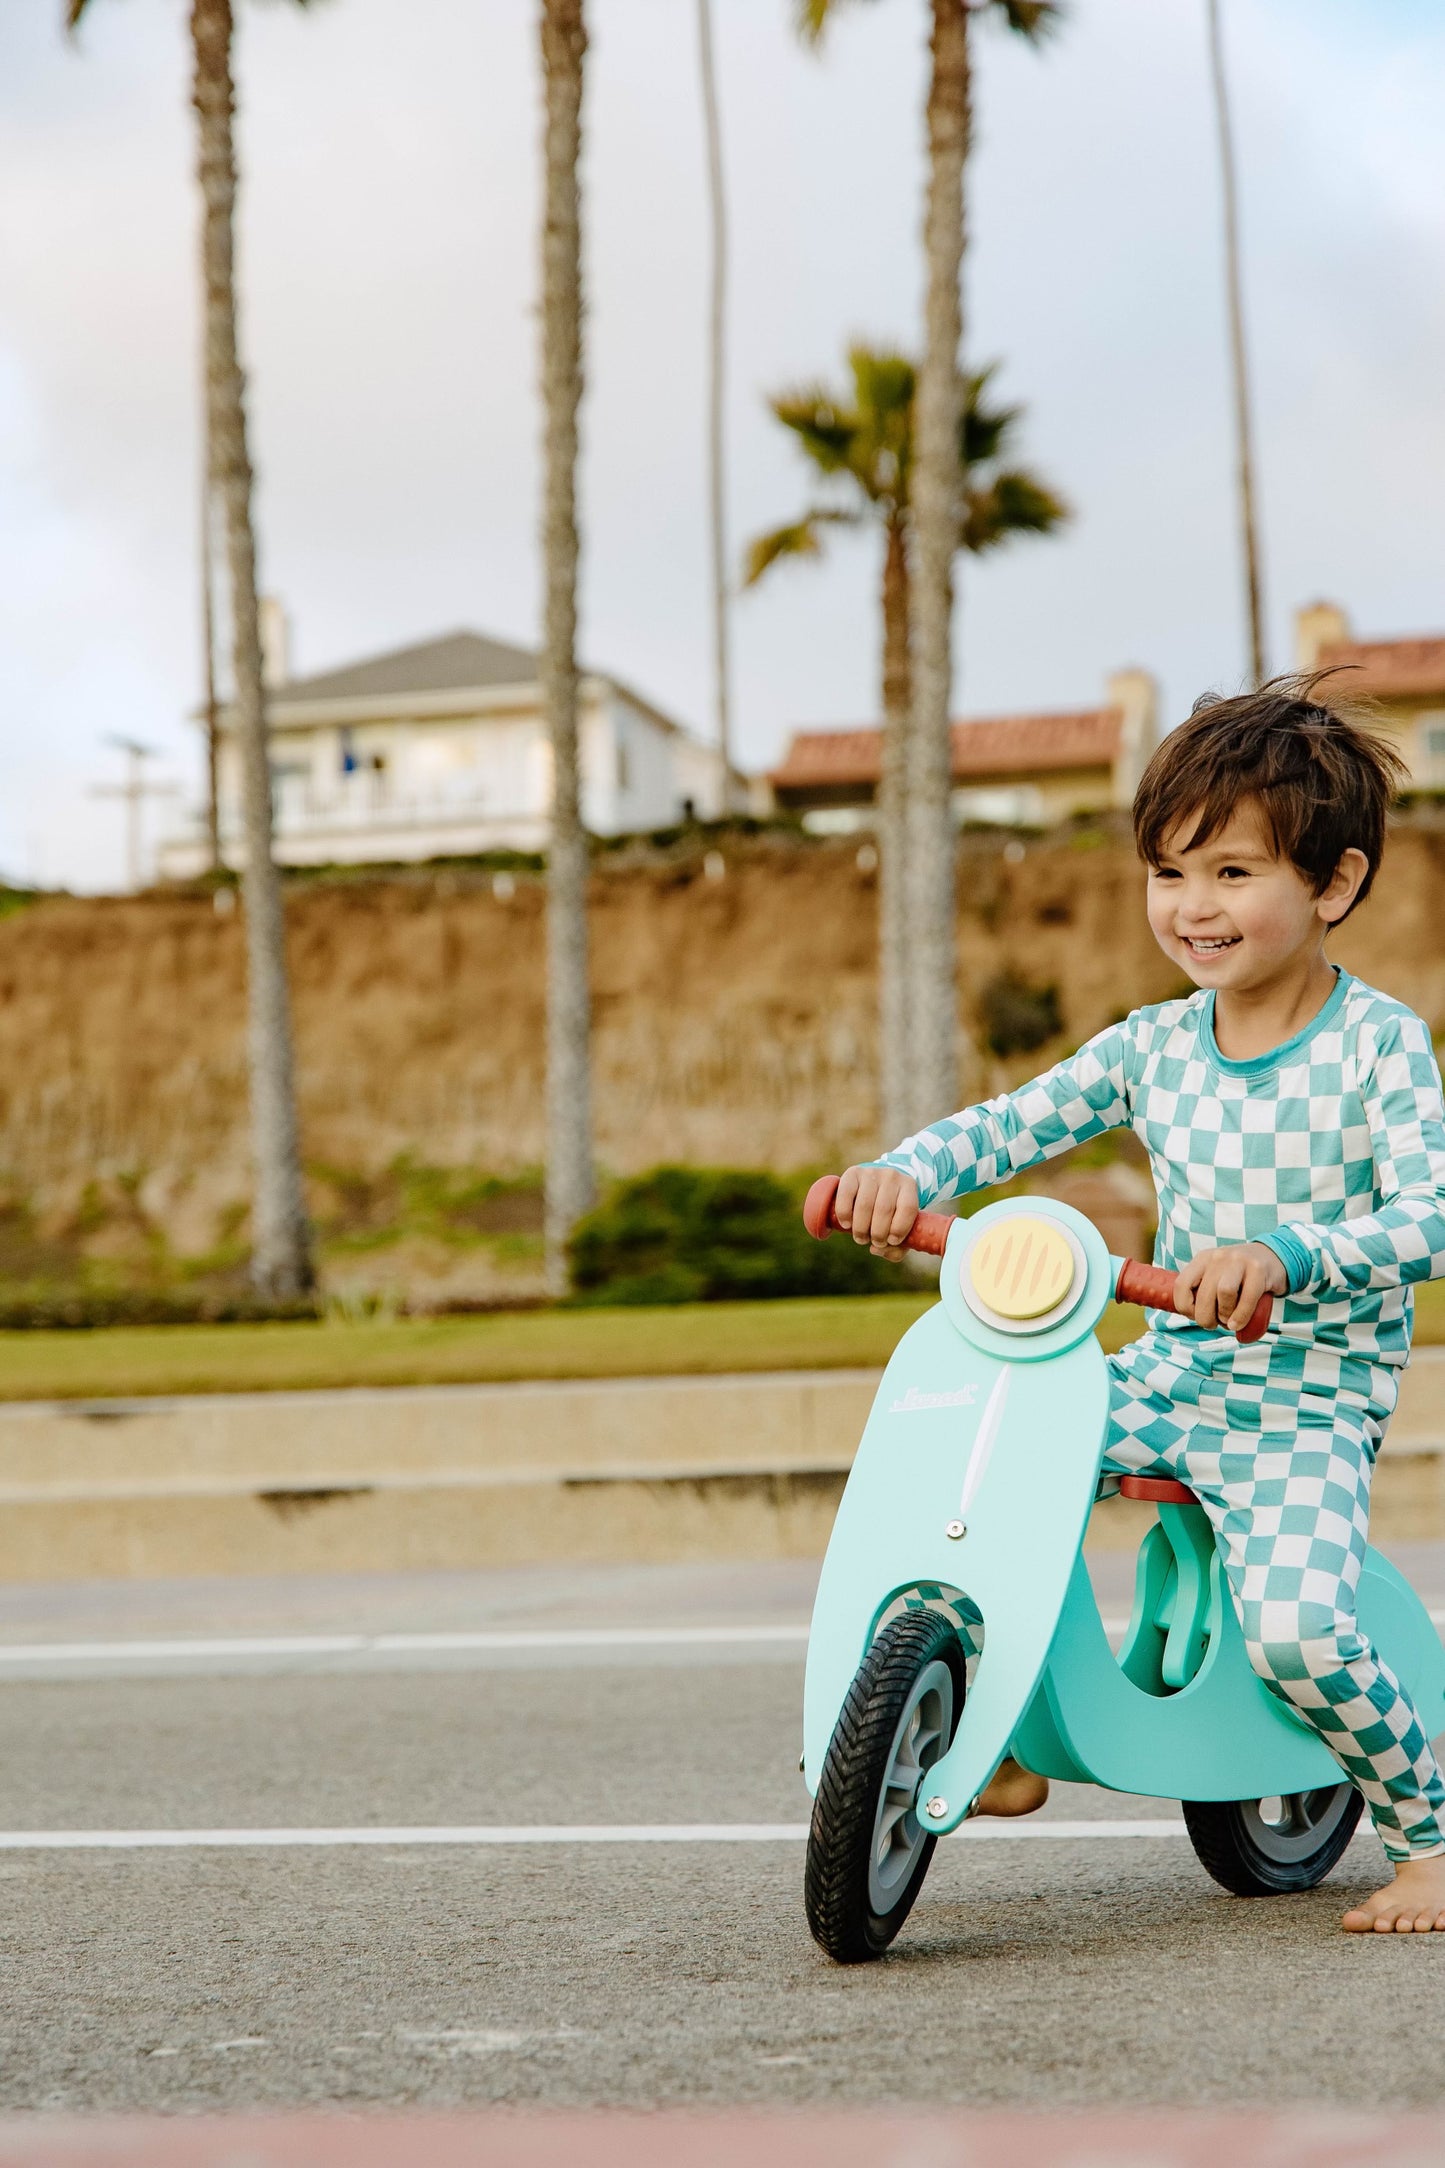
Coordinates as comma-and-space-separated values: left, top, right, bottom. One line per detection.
0, 1355, 1442, 1581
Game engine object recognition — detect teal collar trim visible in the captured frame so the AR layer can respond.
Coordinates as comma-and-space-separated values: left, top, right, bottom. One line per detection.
1201, 967, 1349, 1077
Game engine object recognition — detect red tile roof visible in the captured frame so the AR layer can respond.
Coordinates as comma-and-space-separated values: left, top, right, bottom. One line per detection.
770, 708, 1121, 791
1316, 637, 1445, 703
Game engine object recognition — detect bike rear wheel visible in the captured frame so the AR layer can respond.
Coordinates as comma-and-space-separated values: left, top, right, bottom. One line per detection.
1183, 1784, 1362, 1895
804, 1610, 964, 1963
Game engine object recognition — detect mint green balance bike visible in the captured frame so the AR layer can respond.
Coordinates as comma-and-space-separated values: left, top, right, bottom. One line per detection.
799, 1179, 1445, 1963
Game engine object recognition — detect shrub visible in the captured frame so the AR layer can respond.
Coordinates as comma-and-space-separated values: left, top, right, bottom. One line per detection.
568, 1167, 899, 1305
980, 969, 1062, 1058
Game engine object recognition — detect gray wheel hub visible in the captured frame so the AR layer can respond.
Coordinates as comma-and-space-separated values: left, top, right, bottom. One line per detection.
1240, 1785, 1357, 1864
866, 1657, 956, 1915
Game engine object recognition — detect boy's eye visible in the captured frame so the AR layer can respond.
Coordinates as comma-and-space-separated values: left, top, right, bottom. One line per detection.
1219, 865, 1250, 880
1150, 865, 1182, 880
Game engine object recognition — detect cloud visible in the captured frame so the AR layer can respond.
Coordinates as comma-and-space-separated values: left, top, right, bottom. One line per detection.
0, 0, 1441, 887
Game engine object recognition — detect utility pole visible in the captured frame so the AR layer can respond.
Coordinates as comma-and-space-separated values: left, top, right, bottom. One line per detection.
697, 0, 732, 809
1207, 0, 1266, 686
90, 737, 178, 892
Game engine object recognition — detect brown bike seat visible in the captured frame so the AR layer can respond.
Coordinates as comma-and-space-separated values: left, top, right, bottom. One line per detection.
1118, 1474, 1198, 1506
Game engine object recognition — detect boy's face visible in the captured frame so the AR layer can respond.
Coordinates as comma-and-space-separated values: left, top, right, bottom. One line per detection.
1145, 798, 1367, 994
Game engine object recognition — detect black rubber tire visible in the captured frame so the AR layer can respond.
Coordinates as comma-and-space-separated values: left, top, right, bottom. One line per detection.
804, 1609, 965, 1963
1182, 1784, 1363, 1895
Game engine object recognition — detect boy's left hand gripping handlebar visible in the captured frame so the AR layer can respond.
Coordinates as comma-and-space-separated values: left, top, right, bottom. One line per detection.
802, 1174, 954, 1257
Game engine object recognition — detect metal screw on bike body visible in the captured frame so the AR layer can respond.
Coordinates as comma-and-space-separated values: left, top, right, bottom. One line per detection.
925, 1796, 948, 1820
945, 1519, 966, 1540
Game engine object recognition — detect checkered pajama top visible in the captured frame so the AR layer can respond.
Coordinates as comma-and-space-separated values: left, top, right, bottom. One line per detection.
876, 971, 1445, 1436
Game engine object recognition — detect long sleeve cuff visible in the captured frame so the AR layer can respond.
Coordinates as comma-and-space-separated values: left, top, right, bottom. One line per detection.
1257, 1226, 1314, 1294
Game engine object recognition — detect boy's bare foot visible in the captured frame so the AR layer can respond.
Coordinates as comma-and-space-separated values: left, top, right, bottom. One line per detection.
1341, 1854, 1445, 1933
973, 1756, 1049, 1818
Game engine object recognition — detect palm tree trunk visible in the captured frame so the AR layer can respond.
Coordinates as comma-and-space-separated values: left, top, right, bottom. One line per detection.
192, 0, 313, 1299
540, 0, 595, 1296
200, 473, 222, 874
878, 513, 912, 1141
906, 0, 970, 1132
697, 0, 732, 806
1206, 0, 1265, 686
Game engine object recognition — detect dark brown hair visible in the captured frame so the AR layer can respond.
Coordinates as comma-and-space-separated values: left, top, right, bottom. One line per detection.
1132, 673, 1406, 914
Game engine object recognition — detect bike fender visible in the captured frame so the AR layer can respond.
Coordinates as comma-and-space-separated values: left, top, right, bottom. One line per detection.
802, 1299, 1109, 1813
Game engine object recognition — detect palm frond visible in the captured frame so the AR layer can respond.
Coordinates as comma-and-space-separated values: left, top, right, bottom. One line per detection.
959, 365, 1020, 469
847, 345, 915, 424
986, 0, 1064, 43
961, 469, 1069, 554
770, 388, 859, 477
741, 508, 858, 588
794, 0, 874, 47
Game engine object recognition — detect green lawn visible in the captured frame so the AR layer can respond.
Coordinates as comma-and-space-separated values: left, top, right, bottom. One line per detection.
2, 1279, 1441, 1402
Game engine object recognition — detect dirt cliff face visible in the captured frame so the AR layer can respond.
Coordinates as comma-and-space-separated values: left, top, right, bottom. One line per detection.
1, 813, 1443, 1271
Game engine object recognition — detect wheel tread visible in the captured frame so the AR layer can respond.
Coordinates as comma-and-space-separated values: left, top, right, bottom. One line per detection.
804, 1610, 962, 1963
1182, 1787, 1363, 1896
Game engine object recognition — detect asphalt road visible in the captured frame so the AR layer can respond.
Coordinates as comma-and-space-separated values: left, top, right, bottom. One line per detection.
0, 1556, 1444, 2115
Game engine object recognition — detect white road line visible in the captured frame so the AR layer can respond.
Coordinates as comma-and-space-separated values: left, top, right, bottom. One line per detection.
0, 1819, 1188, 1851
0, 1624, 813, 1665
0, 1606, 1439, 1668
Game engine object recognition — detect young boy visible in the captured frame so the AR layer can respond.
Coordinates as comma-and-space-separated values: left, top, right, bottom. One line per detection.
835, 679, 1445, 1935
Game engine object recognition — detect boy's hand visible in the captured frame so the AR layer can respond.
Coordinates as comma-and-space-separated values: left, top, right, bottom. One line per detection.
1173, 1242, 1287, 1334
834, 1166, 920, 1259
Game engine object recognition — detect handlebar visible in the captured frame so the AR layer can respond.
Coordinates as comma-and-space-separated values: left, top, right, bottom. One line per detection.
801, 1176, 1274, 1343
1114, 1256, 1272, 1343
802, 1174, 955, 1257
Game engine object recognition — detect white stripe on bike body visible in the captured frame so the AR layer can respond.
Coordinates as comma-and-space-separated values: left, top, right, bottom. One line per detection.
958, 1367, 1010, 1518
0, 1819, 1191, 1851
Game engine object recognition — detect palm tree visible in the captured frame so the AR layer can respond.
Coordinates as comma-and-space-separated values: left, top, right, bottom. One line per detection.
539, 0, 595, 1294
696, 0, 733, 805
798, 0, 1059, 1131
745, 346, 1065, 1137
1206, 0, 1265, 685
200, 474, 222, 873
68, 0, 315, 1298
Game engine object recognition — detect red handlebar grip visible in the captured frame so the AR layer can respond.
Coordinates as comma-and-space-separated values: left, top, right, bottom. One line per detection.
1115, 1257, 1272, 1343
802, 1175, 842, 1241
802, 1174, 953, 1258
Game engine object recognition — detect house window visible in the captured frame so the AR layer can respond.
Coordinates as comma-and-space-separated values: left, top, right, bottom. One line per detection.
1420, 717, 1445, 787
953, 785, 1045, 828
268, 762, 310, 824
616, 738, 630, 792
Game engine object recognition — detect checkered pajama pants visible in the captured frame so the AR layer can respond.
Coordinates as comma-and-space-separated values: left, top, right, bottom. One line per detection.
1102, 1370, 1445, 1861
949, 1370, 1445, 1859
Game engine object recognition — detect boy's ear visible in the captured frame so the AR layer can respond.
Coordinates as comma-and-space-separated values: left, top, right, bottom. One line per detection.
1317, 847, 1370, 925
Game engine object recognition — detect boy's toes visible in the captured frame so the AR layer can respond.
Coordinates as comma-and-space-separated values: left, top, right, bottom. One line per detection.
1343, 1899, 1392, 1932
1343, 1860, 1445, 1932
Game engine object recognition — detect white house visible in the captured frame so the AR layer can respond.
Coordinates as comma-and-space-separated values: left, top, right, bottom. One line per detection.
158, 618, 733, 876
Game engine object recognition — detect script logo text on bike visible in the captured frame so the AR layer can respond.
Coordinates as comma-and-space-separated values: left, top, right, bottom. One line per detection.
888, 1384, 980, 1413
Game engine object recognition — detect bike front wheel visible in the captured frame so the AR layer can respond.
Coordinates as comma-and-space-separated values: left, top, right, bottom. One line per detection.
804, 1609, 964, 1963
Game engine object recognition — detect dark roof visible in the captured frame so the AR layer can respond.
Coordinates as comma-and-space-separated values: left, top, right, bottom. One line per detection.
275, 630, 540, 705
770, 709, 1121, 792
1316, 635, 1445, 703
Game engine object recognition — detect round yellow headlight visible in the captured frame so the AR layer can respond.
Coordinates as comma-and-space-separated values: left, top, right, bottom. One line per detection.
967, 1216, 1076, 1321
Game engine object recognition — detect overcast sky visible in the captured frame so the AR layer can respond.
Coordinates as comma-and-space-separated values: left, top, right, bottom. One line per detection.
1, 0, 1442, 889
